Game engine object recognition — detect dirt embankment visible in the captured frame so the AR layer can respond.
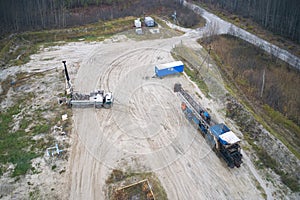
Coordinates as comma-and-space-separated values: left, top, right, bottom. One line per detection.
226, 97, 300, 193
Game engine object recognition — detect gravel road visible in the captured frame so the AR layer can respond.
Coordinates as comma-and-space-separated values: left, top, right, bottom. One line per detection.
183, 1, 300, 70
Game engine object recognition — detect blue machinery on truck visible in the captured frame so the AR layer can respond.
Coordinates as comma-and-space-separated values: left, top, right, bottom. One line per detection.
174, 83, 243, 168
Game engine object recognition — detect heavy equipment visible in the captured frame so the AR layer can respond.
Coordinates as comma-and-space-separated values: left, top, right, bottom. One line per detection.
69, 90, 113, 108
62, 61, 113, 108
174, 83, 242, 168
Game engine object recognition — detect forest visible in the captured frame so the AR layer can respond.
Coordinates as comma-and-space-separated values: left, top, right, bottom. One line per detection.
0, 0, 184, 38
1, 0, 299, 44
193, 0, 300, 43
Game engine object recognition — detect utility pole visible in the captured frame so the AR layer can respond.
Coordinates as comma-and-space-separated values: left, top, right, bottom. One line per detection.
207, 46, 211, 72
260, 68, 266, 98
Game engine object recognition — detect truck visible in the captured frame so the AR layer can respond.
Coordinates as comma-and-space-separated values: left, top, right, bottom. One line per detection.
174, 83, 242, 168
62, 61, 113, 108
69, 90, 113, 108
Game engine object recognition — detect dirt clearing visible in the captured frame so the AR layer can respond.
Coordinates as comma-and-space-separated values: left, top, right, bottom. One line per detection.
64, 34, 265, 200
0, 33, 267, 199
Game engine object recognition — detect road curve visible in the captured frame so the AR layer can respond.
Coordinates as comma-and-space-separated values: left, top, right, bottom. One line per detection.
183, 0, 300, 70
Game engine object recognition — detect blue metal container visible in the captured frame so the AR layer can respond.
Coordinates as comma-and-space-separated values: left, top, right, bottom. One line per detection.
155, 61, 184, 77
209, 123, 230, 138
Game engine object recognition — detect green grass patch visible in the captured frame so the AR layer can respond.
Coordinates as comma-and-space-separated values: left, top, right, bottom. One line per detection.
20, 118, 32, 130
248, 105, 300, 160
263, 104, 300, 136
0, 105, 39, 177
31, 124, 51, 135
0, 103, 54, 177
0, 104, 21, 135
11, 151, 39, 177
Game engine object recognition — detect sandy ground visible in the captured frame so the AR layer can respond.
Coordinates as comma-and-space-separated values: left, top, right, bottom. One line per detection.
2, 4, 298, 198
0, 31, 270, 199
64, 34, 265, 200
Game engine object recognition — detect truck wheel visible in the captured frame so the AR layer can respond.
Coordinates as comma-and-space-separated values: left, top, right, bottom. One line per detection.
228, 162, 234, 168
212, 145, 217, 152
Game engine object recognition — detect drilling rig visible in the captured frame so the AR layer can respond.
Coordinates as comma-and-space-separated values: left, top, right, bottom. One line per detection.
62, 61, 113, 108
62, 61, 73, 95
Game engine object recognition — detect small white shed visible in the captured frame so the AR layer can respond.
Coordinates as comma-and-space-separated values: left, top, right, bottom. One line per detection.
134, 18, 141, 28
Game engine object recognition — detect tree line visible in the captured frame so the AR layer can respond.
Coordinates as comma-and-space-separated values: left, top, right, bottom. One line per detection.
0, 0, 184, 38
194, 0, 300, 43
0, 0, 137, 35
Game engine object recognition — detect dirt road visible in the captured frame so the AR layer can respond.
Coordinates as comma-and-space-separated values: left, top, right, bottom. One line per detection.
67, 35, 264, 199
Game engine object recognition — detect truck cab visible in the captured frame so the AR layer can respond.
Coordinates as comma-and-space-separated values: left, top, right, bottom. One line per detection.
104, 92, 113, 108
209, 124, 243, 168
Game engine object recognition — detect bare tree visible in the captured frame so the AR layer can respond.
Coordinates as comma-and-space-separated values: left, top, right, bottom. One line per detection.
202, 21, 219, 43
